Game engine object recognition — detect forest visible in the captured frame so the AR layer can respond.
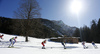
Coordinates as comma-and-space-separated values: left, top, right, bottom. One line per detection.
73, 19, 100, 43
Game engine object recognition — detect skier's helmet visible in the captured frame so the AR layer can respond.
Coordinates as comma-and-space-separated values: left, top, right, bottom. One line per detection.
15, 37, 17, 38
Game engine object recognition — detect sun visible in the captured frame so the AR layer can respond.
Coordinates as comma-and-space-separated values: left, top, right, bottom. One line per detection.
70, 0, 82, 14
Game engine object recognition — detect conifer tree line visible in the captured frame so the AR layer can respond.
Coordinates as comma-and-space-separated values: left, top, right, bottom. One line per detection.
73, 18, 100, 43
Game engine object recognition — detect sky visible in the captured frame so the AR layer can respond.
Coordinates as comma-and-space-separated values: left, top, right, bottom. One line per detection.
0, 0, 100, 28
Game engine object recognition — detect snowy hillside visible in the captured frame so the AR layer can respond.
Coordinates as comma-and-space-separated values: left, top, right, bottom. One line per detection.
0, 33, 100, 54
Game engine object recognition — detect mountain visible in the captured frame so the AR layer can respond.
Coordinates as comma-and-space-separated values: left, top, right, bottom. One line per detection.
52, 20, 76, 36
39, 19, 77, 36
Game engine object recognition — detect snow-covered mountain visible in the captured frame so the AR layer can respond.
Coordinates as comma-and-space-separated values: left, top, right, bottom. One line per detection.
0, 33, 100, 54
40, 19, 77, 36
52, 20, 76, 36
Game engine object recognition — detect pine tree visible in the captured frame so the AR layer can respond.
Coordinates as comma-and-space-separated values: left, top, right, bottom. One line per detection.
97, 18, 100, 42
90, 20, 97, 42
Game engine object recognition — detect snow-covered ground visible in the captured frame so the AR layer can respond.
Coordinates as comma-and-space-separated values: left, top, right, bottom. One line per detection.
0, 33, 100, 54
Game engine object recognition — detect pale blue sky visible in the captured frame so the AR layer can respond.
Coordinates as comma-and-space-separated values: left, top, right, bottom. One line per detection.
0, 0, 100, 28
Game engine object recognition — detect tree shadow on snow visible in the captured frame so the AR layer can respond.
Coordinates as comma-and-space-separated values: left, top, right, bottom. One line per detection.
47, 46, 78, 49
66, 46, 78, 49
15, 45, 42, 49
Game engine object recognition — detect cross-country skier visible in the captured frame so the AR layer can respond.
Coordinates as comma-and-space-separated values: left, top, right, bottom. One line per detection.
61, 40, 66, 49
92, 41, 98, 48
8, 37, 17, 47
0, 34, 4, 39
41, 40, 46, 49
82, 41, 88, 49
0, 34, 4, 42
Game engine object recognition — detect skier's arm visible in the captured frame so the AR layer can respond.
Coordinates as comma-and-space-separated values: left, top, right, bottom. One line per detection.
14, 39, 16, 42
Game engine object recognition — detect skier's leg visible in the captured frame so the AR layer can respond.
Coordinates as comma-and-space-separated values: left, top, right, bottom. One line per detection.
63, 45, 66, 49
11, 41, 14, 47
83, 45, 86, 49
42, 46, 45, 49
8, 42, 11, 47
42, 46, 43, 49
8, 40, 12, 47
11, 42, 15, 47
94, 45, 97, 48
42, 43, 45, 49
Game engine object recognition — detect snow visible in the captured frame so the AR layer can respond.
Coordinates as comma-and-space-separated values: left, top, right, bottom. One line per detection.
0, 33, 100, 54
